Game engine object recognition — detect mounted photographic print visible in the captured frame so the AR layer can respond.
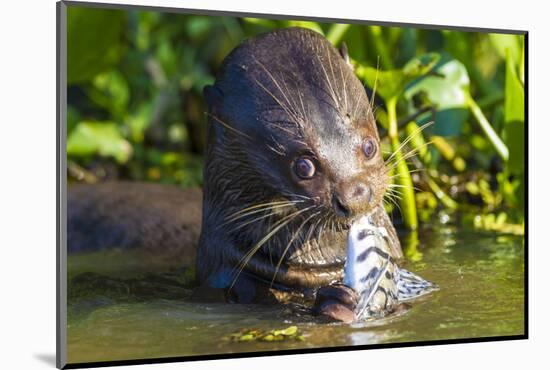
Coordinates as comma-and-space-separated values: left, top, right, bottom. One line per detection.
56, 1, 527, 368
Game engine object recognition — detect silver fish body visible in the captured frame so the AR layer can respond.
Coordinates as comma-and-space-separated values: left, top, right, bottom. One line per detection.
343, 215, 437, 320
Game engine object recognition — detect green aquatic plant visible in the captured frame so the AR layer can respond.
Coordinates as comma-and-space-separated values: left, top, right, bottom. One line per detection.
228, 326, 305, 342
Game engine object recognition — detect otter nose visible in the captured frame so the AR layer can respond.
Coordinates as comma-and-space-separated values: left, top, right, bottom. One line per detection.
351, 183, 370, 199
332, 182, 372, 217
332, 195, 351, 217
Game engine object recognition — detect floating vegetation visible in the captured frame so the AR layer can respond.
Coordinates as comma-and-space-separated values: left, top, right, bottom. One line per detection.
472, 213, 524, 236
228, 326, 305, 342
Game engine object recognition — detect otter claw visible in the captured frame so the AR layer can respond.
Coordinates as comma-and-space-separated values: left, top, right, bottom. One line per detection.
313, 284, 359, 323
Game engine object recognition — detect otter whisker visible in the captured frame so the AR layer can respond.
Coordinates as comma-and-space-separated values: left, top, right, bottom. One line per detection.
207, 113, 253, 140
384, 135, 430, 170
383, 197, 398, 212
280, 191, 315, 202
338, 53, 349, 114
270, 210, 321, 287
304, 216, 324, 256
384, 192, 404, 221
229, 205, 315, 291
383, 199, 396, 223
228, 211, 282, 232
326, 44, 345, 111
254, 78, 303, 128
388, 168, 426, 179
372, 104, 379, 117
267, 143, 286, 156
316, 53, 343, 116
223, 202, 300, 228
384, 121, 434, 166
384, 191, 403, 214
297, 91, 308, 125
385, 186, 403, 197
388, 183, 422, 192
384, 141, 433, 173
385, 187, 403, 203
225, 200, 301, 220
280, 73, 306, 123
222, 204, 296, 229
351, 91, 361, 119
287, 56, 310, 122
258, 119, 302, 139
255, 59, 295, 107
230, 210, 313, 291
253, 58, 304, 127
267, 134, 289, 156
318, 218, 329, 244
366, 56, 380, 121
384, 140, 434, 173
386, 188, 413, 202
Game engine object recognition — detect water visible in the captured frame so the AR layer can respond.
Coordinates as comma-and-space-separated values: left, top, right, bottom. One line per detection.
66, 226, 525, 364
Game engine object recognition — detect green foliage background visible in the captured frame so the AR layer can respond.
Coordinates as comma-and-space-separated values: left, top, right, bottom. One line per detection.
66, 6, 525, 234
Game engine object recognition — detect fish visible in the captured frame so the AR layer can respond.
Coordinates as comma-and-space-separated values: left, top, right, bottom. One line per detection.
343, 215, 438, 320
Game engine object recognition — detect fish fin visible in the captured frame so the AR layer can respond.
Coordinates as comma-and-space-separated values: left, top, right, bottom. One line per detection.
396, 268, 438, 301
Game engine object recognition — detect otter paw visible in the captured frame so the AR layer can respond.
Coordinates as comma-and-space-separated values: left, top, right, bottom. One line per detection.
313, 284, 359, 323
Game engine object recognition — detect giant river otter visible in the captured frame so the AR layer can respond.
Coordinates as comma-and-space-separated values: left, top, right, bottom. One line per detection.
68, 27, 404, 320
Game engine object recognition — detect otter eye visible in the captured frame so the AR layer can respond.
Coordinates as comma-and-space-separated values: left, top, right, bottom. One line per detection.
362, 138, 377, 159
294, 157, 316, 179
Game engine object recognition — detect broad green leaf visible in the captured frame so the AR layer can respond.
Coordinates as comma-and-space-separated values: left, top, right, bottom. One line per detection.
425, 108, 469, 136
127, 104, 153, 143
504, 51, 525, 124
402, 53, 441, 79
67, 121, 132, 163
67, 7, 127, 84
503, 50, 525, 174
186, 17, 214, 39
405, 59, 470, 109
503, 121, 524, 174
157, 38, 178, 78
519, 38, 525, 84
358, 53, 439, 102
404, 58, 470, 136
489, 34, 522, 66
357, 67, 404, 102
87, 71, 130, 119
67, 105, 80, 135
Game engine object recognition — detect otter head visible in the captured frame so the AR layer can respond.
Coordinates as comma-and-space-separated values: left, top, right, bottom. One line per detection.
200, 27, 389, 293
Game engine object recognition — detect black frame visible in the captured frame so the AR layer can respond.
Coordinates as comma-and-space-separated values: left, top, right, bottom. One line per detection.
56, 1, 529, 368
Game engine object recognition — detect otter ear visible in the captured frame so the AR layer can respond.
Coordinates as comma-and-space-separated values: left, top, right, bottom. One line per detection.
338, 42, 354, 70
203, 85, 224, 110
